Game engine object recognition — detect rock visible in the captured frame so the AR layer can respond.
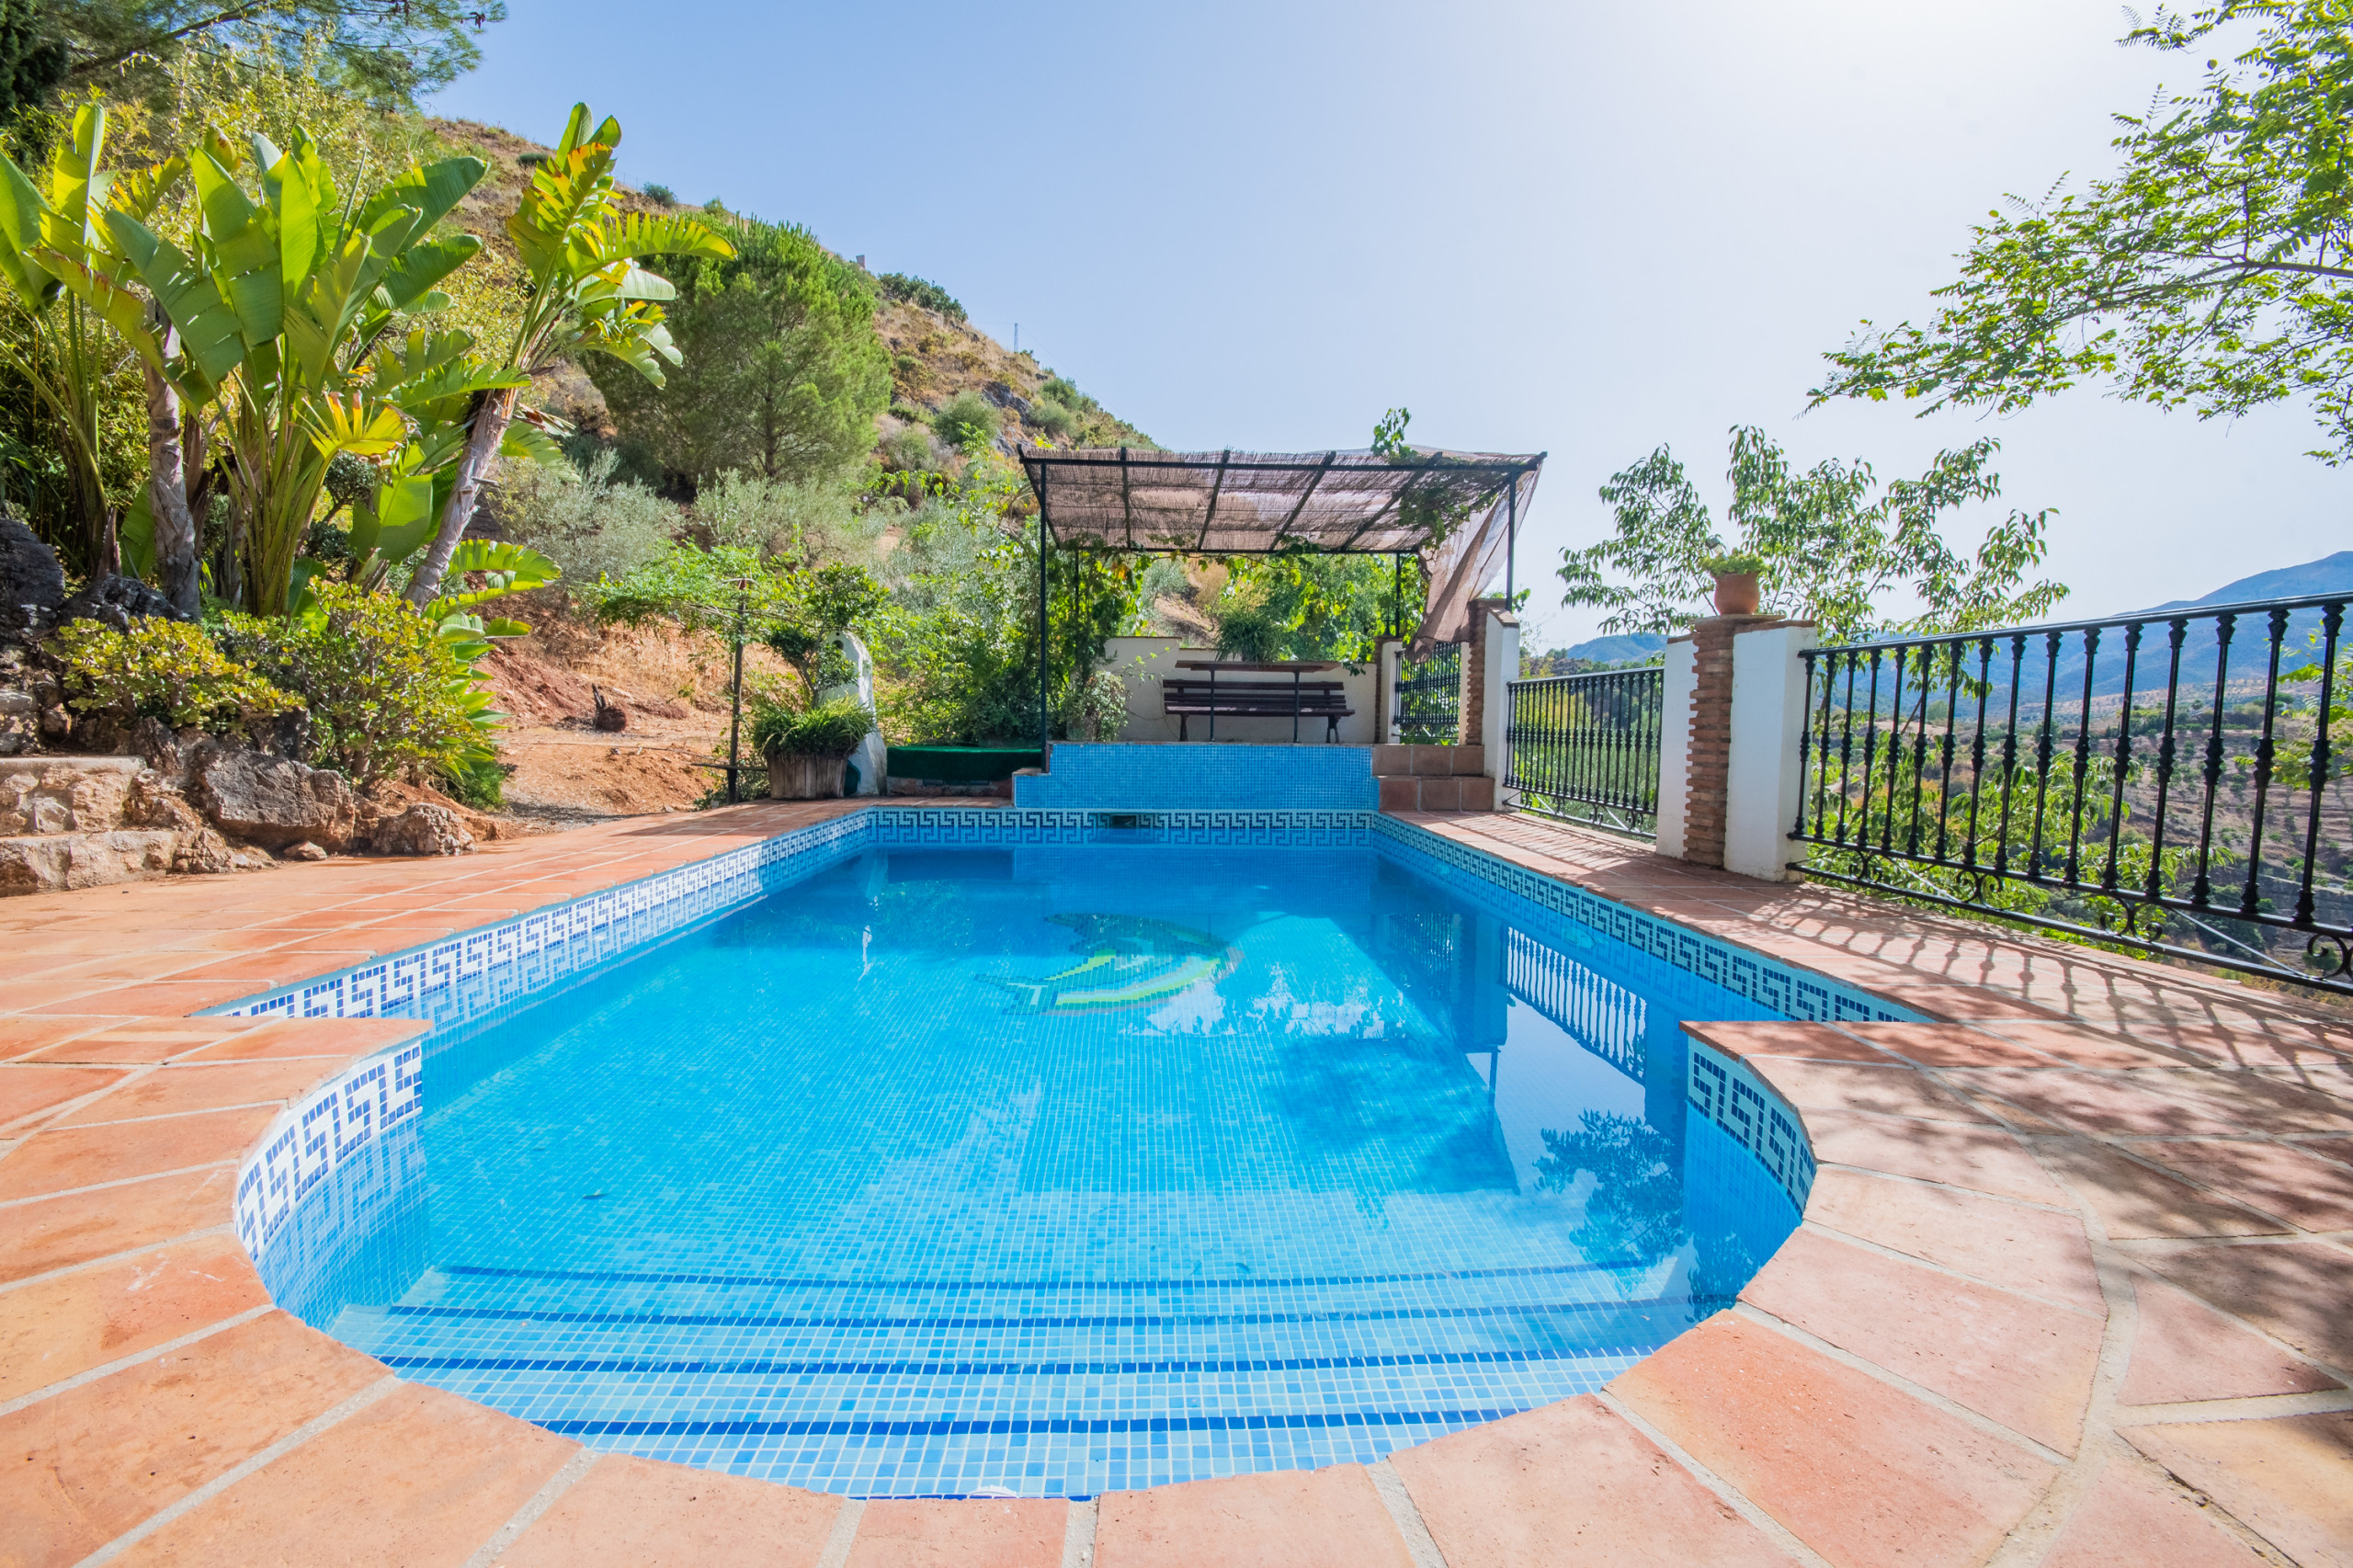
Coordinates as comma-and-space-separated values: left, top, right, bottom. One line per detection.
0, 830, 177, 893
278, 840, 328, 861
0, 756, 142, 835
57, 574, 188, 631
364, 802, 472, 857
189, 740, 358, 851
0, 505, 66, 642
0, 687, 35, 756
124, 770, 235, 875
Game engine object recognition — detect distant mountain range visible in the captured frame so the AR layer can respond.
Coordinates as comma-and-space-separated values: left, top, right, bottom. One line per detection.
2130, 550, 2353, 618
1549, 632, 1667, 665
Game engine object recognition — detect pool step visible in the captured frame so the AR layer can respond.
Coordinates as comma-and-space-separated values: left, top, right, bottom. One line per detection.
331, 1258, 1708, 1493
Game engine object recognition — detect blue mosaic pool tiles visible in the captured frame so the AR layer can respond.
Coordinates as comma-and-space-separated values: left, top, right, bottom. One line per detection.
868, 807, 1372, 847
208, 809, 870, 1027
1368, 815, 1915, 1028
235, 1036, 424, 1265
1686, 1039, 1816, 1209
1012, 744, 1380, 811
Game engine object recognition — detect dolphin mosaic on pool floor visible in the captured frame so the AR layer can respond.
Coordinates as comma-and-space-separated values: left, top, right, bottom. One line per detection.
2, 798, 2348, 1567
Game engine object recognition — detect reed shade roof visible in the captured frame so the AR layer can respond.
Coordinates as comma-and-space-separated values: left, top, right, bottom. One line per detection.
1016, 446, 1545, 654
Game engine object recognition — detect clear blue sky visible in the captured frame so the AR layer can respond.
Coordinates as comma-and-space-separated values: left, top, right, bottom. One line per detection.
429, 0, 2331, 648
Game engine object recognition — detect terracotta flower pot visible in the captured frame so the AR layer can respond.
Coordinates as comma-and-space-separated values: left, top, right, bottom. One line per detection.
1711, 572, 1761, 616
765, 752, 848, 801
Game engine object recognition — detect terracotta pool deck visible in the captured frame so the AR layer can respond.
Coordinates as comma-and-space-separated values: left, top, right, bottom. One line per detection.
2, 801, 2348, 1567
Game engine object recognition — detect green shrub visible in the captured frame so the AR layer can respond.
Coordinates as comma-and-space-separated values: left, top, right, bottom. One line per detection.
641, 182, 676, 205
884, 426, 937, 473
1028, 397, 1076, 439
1040, 374, 1098, 414
931, 391, 1001, 452
1059, 669, 1127, 742
493, 447, 680, 589
750, 694, 874, 757
219, 583, 481, 787
52, 618, 301, 733
877, 272, 967, 322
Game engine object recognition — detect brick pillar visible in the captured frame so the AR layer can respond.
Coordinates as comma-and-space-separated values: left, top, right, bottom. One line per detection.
1459, 597, 1507, 747
1679, 614, 1782, 869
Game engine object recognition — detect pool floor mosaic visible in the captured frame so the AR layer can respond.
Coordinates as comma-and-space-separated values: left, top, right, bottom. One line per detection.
245, 832, 1815, 1497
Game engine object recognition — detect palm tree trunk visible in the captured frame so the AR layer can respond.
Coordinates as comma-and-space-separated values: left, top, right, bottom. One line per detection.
143, 313, 199, 615
404, 384, 517, 609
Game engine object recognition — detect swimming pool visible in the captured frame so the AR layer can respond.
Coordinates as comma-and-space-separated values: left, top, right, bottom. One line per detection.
241, 822, 1850, 1497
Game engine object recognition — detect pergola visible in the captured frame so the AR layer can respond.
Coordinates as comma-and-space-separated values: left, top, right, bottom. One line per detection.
1015, 444, 1545, 748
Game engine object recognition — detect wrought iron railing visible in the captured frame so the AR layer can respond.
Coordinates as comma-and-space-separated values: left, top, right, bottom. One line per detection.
1505, 666, 1665, 835
1394, 642, 1463, 744
1791, 592, 2350, 994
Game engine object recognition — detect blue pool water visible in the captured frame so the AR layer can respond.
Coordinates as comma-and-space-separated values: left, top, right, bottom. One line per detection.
275, 843, 1801, 1496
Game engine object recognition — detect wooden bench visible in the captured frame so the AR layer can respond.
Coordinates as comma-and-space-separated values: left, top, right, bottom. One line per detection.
1163, 672, 1353, 742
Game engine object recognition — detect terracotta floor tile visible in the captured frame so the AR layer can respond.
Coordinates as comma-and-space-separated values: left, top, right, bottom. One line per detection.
0, 1310, 385, 1566
1389, 1393, 1800, 1568
1683, 1021, 1893, 1063
178, 1016, 427, 1062
153, 949, 374, 987
0, 1236, 267, 1402
2125, 1413, 2353, 1568
52, 1058, 346, 1126
1740, 1228, 2101, 1453
1843, 1022, 2061, 1068
19, 1024, 243, 1064
2134, 1241, 2353, 1369
0, 1017, 105, 1061
1609, 1314, 2056, 1568
1746, 1058, 1995, 1124
0, 1064, 131, 1130
2039, 1143, 2288, 1240
0, 1165, 236, 1282
1973, 1020, 2208, 1069
2137, 1140, 2353, 1233
494, 1453, 840, 1568
2118, 1276, 2344, 1405
1803, 1167, 2106, 1311
0, 1104, 277, 1200
847, 1497, 1069, 1568
1946, 1069, 2259, 1138
2038, 1461, 2271, 1568
1851, 981, 2074, 1021
1800, 1110, 2067, 1204
1094, 1465, 1414, 1568
28, 977, 277, 1017
115, 1381, 574, 1568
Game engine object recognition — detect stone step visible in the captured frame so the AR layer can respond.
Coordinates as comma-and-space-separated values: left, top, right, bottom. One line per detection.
1370, 744, 1484, 777
1376, 774, 1495, 812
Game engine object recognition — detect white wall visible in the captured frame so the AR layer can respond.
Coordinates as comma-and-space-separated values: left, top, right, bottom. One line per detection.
1098, 637, 1383, 744
1725, 622, 1818, 881
1654, 637, 1697, 858
1481, 608, 1518, 790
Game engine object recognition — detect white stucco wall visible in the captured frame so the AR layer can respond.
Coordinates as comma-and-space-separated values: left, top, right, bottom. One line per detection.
1098, 637, 1382, 744
1654, 637, 1697, 859
1724, 621, 1818, 881
1481, 608, 1518, 791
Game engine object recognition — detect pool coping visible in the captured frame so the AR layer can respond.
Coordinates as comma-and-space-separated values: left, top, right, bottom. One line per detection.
2, 800, 2348, 1565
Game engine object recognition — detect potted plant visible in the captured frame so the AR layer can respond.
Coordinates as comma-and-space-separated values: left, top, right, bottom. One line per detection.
1698, 551, 1768, 616
752, 696, 877, 800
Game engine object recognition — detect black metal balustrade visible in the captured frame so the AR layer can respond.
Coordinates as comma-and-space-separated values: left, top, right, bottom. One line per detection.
1505, 666, 1665, 836
1791, 592, 2350, 995
1394, 642, 1464, 744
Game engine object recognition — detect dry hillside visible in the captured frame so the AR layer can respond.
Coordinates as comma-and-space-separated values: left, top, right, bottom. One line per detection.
422, 118, 1154, 820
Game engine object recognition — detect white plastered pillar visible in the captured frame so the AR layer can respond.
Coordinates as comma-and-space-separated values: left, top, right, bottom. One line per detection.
1376, 637, 1403, 743
1654, 637, 1697, 859
1723, 621, 1818, 881
1481, 607, 1518, 804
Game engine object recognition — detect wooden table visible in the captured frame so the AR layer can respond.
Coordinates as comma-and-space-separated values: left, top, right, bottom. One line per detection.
1171, 661, 1344, 742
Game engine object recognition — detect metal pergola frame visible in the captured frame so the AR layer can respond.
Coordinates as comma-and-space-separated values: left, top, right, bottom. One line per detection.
1017, 445, 1545, 751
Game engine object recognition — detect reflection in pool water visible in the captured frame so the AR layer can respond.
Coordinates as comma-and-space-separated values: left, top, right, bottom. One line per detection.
266, 845, 1799, 1498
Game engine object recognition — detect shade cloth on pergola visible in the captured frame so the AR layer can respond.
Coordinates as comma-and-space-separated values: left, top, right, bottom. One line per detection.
1015, 445, 1545, 657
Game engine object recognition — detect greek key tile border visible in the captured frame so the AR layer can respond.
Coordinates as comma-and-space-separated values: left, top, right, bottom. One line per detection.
235, 1036, 424, 1265
1686, 1040, 1816, 1210
1367, 816, 1915, 1028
